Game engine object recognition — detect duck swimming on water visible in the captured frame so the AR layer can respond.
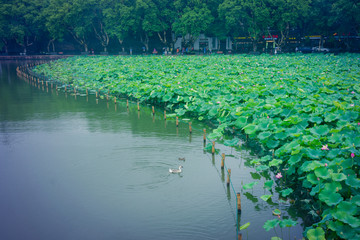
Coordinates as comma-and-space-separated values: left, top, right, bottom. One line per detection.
178, 157, 185, 161
169, 166, 183, 173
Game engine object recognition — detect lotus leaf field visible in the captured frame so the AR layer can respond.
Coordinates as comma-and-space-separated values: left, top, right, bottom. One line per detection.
33, 54, 360, 239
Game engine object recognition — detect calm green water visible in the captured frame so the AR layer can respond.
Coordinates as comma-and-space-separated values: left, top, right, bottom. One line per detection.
0, 61, 304, 240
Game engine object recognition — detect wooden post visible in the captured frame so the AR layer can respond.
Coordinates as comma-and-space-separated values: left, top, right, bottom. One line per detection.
189, 122, 192, 134
221, 153, 225, 169
127, 99, 129, 108
152, 106, 155, 115
164, 110, 166, 120
238, 233, 242, 240
137, 102, 140, 111
211, 141, 215, 154
237, 192, 242, 213
51, 83, 53, 89
114, 97, 116, 103
65, 85, 67, 92
176, 116, 179, 127
86, 88, 88, 96
106, 94, 109, 101
227, 169, 231, 187
95, 91, 98, 98
203, 129, 206, 143
74, 87, 76, 94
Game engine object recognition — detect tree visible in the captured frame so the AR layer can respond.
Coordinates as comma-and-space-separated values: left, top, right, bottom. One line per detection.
219, 0, 269, 52
152, 0, 177, 48
134, 0, 164, 51
46, 0, 96, 52
266, 0, 311, 49
1, 0, 48, 54
331, 0, 360, 45
0, 0, 12, 53
173, 0, 214, 48
102, 0, 135, 52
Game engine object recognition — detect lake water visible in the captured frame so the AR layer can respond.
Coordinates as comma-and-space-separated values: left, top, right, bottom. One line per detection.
0, 61, 304, 240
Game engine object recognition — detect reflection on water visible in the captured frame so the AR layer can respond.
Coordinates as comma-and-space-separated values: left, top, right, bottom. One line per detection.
0, 61, 304, 240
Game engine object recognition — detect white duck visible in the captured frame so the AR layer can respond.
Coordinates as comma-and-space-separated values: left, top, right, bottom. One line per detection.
169, 166, 183, 173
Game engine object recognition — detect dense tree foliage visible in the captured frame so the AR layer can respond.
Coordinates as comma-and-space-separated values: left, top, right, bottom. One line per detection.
0, 0, 359, 53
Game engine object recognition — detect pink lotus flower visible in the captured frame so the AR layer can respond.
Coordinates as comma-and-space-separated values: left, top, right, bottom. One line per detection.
351, 153, 355, 158
351, 91, 355, 94
358, 123, 360, 126
275, 172, 282, 179
321, 144, 329, 150
325, 163, 328, 167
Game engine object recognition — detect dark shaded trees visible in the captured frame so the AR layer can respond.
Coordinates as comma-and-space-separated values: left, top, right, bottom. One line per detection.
0, 0, 358, 54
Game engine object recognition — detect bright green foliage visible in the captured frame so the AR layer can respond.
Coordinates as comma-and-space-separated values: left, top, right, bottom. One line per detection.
243, 181, 258, 190
239, 222, 250, 230
307, 227, 325, 240
260, 194, 272, 202
33, 54, 360, 239
263, 219, 280, 231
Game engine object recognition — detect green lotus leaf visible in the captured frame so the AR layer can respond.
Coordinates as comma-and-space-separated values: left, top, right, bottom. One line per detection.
266, 139, 280, 149
309, 116, 323, 124
234, 116, 248, 129
256, 165, 269, 172
307, 227, 325, 240
303, 149, 324, 159
243, 181, 258, 190
274, 131, 288, 140
223, 138, 240, 147
328, 221, 357, 239
310, 183, 322, 196
280, 188, 294, 197
264, 180, 274, 190
250, 172, 261, 180
260, 194, 272, 202
239, 222, 250, 231
263, 219, 280, 231
345, 175, 360, 188
352, 195, 360, 206
314, 167, 330, 179
162, 94, 172, 102
300, 161, 323, 172
269, 158, 283, 167
208, 107, 218, 117
175, 108, 186, 116
243, 124, 258, 135
331, 173, 347, 182
319, 182, 343, 206
324, 113, 339, 122
272, 209, 281, 216
258, 131, 272, 140
279, 219, 297, 228
289, 153, 303, 165
307, 173, 319, 185
207, 132, 222, 140
310, 125, 330, 136
271, 237, 282, 240
332, 208, 360, 228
